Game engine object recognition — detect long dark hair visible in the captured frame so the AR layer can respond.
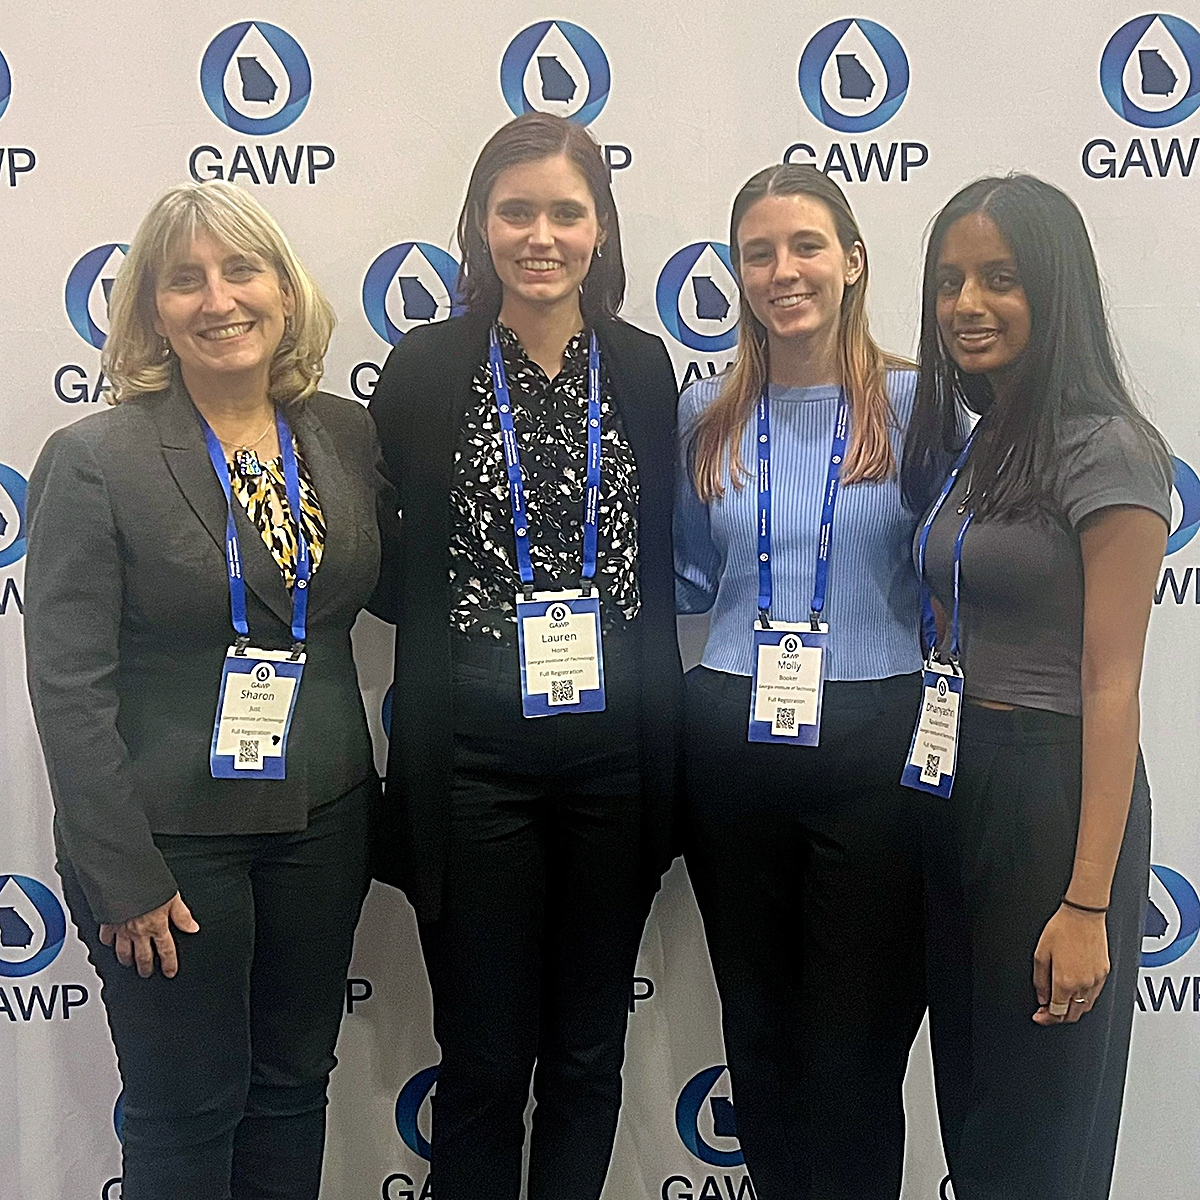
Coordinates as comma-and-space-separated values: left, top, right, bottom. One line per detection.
902, 174, 1170, 517
690, 164, 911, 501
455, 112, 625, 323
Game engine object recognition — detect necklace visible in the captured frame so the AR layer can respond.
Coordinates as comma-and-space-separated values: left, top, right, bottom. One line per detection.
215, 417, 275, 478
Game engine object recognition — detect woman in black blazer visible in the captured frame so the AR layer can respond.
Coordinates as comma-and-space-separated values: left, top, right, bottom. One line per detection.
369, 112, 682, 1200
23, 181, 392, 1200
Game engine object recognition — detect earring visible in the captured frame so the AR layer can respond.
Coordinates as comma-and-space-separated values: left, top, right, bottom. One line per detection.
595, 244, 604, 259
159, 337, 171, 361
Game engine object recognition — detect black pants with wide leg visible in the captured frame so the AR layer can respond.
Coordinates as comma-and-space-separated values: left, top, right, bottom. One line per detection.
921, 703, 1151, 1200
684, 665, 927, 1200
419, 627, 652, 1200
59, 780, 373, 1200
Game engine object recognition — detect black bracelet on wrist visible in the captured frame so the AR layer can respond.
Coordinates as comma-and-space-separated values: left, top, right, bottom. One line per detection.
1062, 896, 1109, 914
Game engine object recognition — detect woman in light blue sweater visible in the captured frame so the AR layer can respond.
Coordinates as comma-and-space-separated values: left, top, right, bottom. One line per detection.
675, 164, 925, 1200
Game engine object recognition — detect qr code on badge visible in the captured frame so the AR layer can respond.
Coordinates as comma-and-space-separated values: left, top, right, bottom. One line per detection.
239, 738, 261, 766
774, 706, 796, 731
551, 679, 576, 705
922, 752, 941, 780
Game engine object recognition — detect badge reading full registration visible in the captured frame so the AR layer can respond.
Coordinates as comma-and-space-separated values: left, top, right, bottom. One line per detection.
515, 590, 606, 718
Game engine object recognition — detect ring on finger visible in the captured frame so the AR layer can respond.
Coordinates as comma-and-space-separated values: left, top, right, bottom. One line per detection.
1072, 996, 1088, 1004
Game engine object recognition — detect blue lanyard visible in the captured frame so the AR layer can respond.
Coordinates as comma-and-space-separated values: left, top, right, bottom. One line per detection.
488, 326, 603, 597
915, 429, 978, 661
756, 384, 850, 629
199, 407, 310, 647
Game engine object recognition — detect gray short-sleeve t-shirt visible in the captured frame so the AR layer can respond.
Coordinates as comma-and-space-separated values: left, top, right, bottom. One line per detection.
920, 415, 1172, 715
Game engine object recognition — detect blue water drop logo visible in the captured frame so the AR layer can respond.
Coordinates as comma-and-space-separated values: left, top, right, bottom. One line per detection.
1167, 456, 1200, 554
200, 22, 312, 135
1142, 864, 1200, 967
799, 18, 910, 133
1101, 14, 1200, 128
655, 243, 739, 353
362, 243, 464, 345
0, 875, 67, 977
675, 1065, 744, 1168
0, 463, 28, 569
500, 21, 611, 126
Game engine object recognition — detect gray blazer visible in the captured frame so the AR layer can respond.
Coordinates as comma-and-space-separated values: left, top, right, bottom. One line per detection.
24, 376, 391, 925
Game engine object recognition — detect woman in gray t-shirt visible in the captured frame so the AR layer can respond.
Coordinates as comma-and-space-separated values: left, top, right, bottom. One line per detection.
901, 174, 1172, 1200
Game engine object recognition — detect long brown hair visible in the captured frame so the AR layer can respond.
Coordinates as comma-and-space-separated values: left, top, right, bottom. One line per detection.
691, 164, 909, 502
455, 112, 625, 323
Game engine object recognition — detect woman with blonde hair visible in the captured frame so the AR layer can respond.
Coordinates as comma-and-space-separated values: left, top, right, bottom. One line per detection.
24, 179, 392, 1200
675, 163, 925, 1198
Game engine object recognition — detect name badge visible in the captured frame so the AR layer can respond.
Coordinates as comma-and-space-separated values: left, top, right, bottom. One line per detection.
515, 590, 605, 718
901, 657, 963, 797
211, 646, 306, 779
748, 619, 828, 745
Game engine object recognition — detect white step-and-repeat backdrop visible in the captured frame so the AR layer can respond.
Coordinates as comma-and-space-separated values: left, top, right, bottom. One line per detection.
2, 4, 1199, 1198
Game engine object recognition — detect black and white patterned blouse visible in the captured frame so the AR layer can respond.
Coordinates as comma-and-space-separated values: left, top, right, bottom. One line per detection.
449, 323, 641, 642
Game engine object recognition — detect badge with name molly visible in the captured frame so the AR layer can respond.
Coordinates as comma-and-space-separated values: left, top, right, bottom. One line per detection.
749, 619, 828, 744
211, 647, 306, 779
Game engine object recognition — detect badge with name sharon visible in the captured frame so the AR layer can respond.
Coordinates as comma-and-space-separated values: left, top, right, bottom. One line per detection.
901, 657, 963, 798
748, 619, 828, 745
211, 646, 306, 779
515, 590, 605, 718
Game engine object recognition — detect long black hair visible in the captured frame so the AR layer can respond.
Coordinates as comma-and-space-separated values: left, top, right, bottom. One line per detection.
901, 174, 1170, 517
455, 112, 625, 324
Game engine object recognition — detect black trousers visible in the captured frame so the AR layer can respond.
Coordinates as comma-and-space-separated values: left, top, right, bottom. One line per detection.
922, 704, 1151, 1200
684, 666, 927, 1200
419, 630, 651, 1200
59, 780, 373, 1200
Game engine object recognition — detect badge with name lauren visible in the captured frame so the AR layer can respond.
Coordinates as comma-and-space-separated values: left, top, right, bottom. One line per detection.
211, 648, 305, 779
901, 657, 962, 798
515, 591, 605, 717
749, 620, 828, 744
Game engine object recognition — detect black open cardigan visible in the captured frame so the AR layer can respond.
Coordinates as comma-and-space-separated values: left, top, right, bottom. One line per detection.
368, 309, 683, 922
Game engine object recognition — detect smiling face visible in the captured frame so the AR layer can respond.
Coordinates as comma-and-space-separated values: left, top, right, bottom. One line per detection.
735, 193, 863, 349
935, 212, 1032, 395
153, 231, 292, 393
483, 153, 604, 317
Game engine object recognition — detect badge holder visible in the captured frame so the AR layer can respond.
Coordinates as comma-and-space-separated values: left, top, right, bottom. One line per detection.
490, 325, 607, 719
211, 644, 306, 778
901, 655, 963, 797
200, 407, 309, 780
746, 384, 846, 746
749, 617, 828, 744
516, 589, 605, 717
901, 459, 976, 798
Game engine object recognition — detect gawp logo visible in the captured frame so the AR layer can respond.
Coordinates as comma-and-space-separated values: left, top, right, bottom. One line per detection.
1143, 864, 1200, 968
781, 635, 800, 654
936, 677, 948, 699
656, 243, 739, 353
798, 18, 910, 133
0, 463, 28, 569
1101, 14, 1200, 128
395, 1066, 438, 1160
1167, 456, 1200, 554
0, 875, 67, 977
501, 21, 610, 125
676, 1065, 744, 1168
250, 662, 274, 686
65, 244, 128, 350
362, 244, 464, 345
113, 1092, 125, 1143
0, 48, 11, 121
549, 603, 570, 622
200, 22, 311, 135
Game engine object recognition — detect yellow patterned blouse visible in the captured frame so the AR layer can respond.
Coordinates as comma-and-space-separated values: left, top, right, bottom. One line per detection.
227, 440, 326, 590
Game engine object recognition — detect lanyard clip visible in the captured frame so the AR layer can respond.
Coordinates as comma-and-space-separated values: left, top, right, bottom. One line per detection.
809, 609, 822, 632
289, 640, 305, 661
757, 607, 772, 631
521, 582, 535, 602
234, 636, 251, 656
579, 577, 594, 598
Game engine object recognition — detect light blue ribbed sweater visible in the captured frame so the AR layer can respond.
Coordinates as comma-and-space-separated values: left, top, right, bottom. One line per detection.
674, 369, 923, 681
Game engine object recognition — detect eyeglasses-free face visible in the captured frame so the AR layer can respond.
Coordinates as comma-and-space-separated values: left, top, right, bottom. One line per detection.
935, 211, 1032, 395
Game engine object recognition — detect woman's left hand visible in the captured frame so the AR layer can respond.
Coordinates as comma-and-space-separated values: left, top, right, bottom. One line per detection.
1032, 904, 1110, 1025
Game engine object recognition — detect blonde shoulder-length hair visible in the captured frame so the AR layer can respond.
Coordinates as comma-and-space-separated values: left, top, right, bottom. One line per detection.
690, 164, 912, 503
103, 180, 335, 405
